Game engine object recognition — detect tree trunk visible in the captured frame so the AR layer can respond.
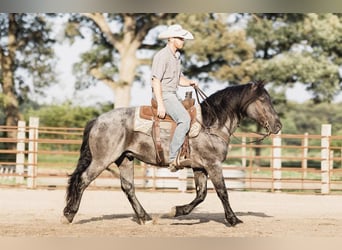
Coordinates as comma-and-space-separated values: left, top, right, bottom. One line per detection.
114, 85, 132, 108
0, 14, 21, 151
1, 55, 20, 128
114, 45, 139, 108
1, 15, 20, 128
83, 13, 151, 108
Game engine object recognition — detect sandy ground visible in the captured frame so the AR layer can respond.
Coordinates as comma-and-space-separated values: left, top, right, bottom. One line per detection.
0, 188, 342, 238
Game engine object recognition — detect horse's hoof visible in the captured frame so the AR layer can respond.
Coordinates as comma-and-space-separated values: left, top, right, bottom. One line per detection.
136, 216, 153, 225
138, 220, 153, 225
144, 219, 154, 225
227, 216, 243, 227
236, 218, 243, 225
60, 215, 71, 224
169, 206, 177, 217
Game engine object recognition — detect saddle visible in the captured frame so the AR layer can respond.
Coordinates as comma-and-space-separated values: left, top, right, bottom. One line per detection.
139, 92, 197, 165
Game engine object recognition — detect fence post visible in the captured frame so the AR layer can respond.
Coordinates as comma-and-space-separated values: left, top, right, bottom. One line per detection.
272, 131, 282, 192
321, 124, 331, 194
241, 136, 247, 168
27, 117, 39, 189
302, 132, 308, 178
16, 120, 26, 184
178, 168, 194, 192
329, 151, 334, 170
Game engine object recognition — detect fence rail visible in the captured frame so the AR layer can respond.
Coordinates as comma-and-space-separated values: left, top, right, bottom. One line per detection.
1, 117, 342, 194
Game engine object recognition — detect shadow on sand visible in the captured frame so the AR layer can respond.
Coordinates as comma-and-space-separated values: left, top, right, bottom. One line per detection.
75, 211, 272, 226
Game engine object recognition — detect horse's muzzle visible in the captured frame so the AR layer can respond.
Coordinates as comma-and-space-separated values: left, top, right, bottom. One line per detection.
273, 121, 282, 134
265, 120, 282, 135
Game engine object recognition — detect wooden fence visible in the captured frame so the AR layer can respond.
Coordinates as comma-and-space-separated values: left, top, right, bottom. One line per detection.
1, 117, 342, 194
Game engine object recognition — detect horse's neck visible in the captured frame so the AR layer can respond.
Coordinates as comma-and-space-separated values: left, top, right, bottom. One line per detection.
208, 116, 240, 143
223, 116, 240, 135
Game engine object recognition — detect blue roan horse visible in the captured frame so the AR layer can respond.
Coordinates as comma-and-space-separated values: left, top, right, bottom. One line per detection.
62, 81, 282, 227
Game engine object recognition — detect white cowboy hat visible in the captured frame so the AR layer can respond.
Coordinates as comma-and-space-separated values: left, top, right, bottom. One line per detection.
158, 24, 194, 40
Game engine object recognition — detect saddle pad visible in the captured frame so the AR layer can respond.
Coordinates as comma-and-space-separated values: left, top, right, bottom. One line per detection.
133, 106, 202, 138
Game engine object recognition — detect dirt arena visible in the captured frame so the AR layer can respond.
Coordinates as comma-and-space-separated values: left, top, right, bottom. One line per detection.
1, 188, 342, 238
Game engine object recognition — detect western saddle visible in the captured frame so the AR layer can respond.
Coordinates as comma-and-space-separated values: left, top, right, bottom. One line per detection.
139, 92, 197, 165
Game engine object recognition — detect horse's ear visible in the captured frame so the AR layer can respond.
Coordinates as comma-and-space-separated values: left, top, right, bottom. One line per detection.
256, 80, 265, 88
251, 80, 265, 91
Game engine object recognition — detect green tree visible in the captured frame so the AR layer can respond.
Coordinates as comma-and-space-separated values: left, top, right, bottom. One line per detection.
245, 13, 342, 103
66, 13, 255, 107
24, 101, 112, 128
65, 13, 177, 108
23, 101, 112, 151
0, 13, 57, 139
283, 101, 342, 135
174, 13, 255, 84
226, 13, 342, 161
66, 13, 342, 118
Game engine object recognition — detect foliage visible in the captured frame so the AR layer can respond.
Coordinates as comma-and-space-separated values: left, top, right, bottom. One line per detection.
245, 13, 342, 103
2, 13, 342, 137
21, 102, 113, 152
175, 14, 256, 84
24, 101, 112, 128
282, 101, 342, 135
65, 13, 177, 107
66, 13, 342, 111
0, 13, 58, 128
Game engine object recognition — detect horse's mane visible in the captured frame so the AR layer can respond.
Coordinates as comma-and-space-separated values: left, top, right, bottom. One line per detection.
200, 82, 263, 128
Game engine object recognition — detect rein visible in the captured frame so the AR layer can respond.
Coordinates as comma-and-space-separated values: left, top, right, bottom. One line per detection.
231, 131, 270, 144
194, 85, 209, 106
193, 85, 270, 144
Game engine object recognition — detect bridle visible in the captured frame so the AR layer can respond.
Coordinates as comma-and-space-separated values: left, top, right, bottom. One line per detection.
193, 85, 271, 144
237, 97, 272, 143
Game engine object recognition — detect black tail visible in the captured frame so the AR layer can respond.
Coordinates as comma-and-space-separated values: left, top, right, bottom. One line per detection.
65, 118, 96, 206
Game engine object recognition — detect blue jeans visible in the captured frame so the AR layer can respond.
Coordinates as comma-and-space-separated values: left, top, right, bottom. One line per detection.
163, 92, 191, 162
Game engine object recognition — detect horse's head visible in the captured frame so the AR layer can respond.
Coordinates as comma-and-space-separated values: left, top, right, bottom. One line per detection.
242, 81, 282, 135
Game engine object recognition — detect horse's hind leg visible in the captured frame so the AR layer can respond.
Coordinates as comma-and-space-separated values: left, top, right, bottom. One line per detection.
119, 158, 152, 224
62, 159, 107, 224
171, 168, 208, 217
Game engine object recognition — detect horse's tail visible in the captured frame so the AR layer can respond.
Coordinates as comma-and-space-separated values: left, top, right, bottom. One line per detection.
65, 118, 96, 206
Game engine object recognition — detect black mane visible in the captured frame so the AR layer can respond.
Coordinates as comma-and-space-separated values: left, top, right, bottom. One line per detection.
200, 82, 264, 128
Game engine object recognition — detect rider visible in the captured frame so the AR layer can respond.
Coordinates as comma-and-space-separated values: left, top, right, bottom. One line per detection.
151, 24, 198, 172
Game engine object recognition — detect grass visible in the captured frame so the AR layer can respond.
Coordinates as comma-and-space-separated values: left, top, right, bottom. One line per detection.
37, 153, 79, 171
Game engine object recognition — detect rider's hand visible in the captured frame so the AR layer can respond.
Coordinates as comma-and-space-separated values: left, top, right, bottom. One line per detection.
157, 103, 166, 119
190, 81, 198, 88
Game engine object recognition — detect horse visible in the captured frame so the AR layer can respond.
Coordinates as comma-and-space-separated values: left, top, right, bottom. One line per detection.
62, 80, 282, 227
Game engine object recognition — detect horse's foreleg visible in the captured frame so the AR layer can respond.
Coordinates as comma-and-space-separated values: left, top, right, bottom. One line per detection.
171, 168, 208, 217
206, 164, 242, 227
119, 159, 152, 224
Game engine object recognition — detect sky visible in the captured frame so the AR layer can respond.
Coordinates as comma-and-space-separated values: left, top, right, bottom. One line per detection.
43, 28, 342, 107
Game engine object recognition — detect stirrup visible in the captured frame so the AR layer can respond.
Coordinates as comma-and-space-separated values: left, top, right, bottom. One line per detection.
168, 154, 192, 172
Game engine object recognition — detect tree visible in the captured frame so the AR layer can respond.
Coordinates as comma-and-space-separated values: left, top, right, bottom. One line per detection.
0, 13, 57, 139
67, 13, 256, 107
218, 13, 342, 162
66, 13, 177, 108
175, 13, 256, 85
282, 101, 342, 135
67, 13, 342, 108
24, 101, 112, 128
245, 13, 342, 103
